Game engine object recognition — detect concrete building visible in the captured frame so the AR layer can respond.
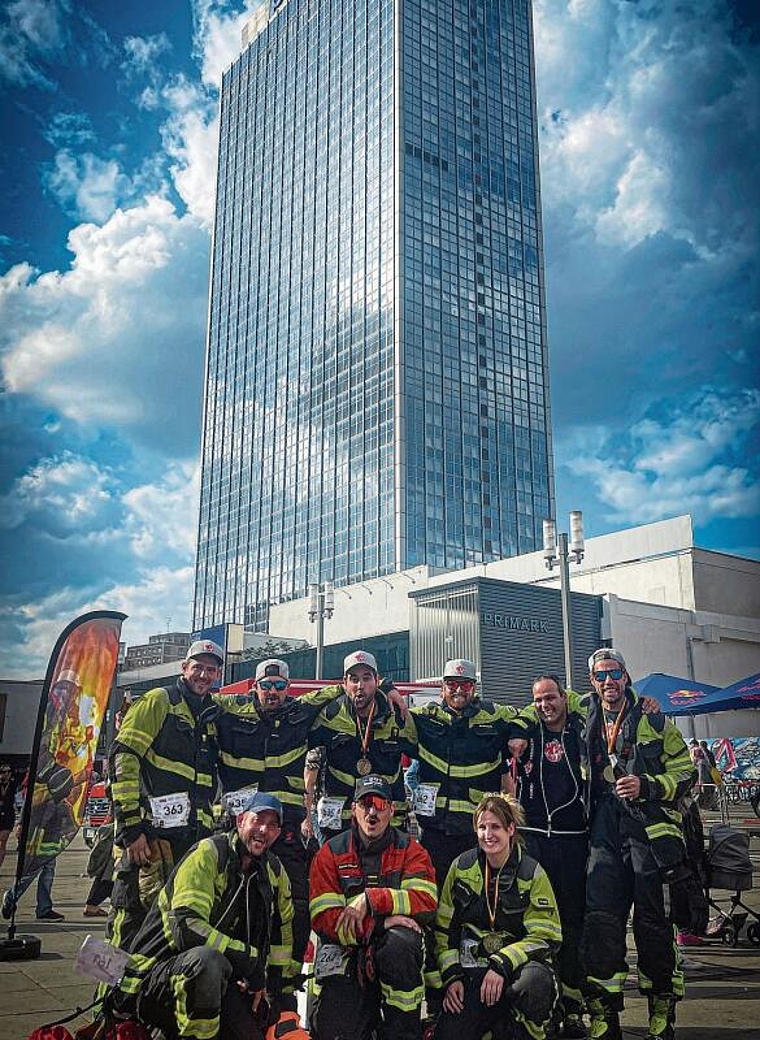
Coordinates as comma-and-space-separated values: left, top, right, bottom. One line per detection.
122, 631, 191, 673
265, 516, 760, 700
194, 0, 554, 634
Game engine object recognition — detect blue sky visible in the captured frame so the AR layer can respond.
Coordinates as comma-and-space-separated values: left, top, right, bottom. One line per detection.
1, 0, 758, 679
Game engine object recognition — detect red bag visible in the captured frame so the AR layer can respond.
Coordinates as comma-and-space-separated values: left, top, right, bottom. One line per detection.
28, 1029, 75, 1040
266, 1011, 311, 1039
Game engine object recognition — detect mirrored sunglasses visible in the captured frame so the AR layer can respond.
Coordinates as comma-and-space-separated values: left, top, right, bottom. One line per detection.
259, 679, 288, 691
358, 794, 391, 812
445, 679, 475, 690
593, 668, 624, 682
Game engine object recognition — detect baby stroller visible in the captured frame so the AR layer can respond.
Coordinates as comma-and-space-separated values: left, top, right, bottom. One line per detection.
704, 823, 760, 946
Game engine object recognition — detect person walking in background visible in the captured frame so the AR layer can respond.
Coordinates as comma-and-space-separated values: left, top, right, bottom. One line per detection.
1, 772, 64, 921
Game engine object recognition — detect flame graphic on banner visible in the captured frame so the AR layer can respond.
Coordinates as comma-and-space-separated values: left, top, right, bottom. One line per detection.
18, 611, 126, 878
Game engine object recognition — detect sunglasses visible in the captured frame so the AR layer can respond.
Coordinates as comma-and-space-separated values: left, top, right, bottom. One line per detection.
445, 679, 475, 691
258, 679, 288, 691
593, 669, 624, 682
357, 794, 391, 812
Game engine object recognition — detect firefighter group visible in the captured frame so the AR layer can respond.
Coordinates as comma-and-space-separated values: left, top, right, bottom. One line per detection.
95, 638, 699, 1040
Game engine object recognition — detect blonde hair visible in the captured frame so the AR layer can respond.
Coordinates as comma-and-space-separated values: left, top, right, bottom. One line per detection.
473, 793, 525, 846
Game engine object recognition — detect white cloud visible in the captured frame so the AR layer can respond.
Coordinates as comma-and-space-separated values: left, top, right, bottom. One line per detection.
0, 195, 209, 450
124, 462, 200, 562
562, 389, 760, 527
46, 150, 131, 222
1, 563, 196, 681
0, 457, 200, 677
123, 32, 171, 73
193, 0, 265, 88
534, 0, 759, 252
0, 451, 117, 533
0, 0, 68, 87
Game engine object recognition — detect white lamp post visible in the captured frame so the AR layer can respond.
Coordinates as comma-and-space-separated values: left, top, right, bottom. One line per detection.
543, 511, 585, 689
308, 581, 334, 680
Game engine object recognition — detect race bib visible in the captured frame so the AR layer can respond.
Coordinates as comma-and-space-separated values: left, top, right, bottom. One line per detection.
150, 792, 191, 829
314, 942, 351, 980
223, 785, 259, 815
413, 783, 440, 817
317, 795, 346, 830
75, 935, 131, 986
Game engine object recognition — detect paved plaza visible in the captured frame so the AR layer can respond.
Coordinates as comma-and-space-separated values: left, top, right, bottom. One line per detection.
1, 824, 759, 1040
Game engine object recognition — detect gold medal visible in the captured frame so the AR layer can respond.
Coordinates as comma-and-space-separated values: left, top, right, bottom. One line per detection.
603, 764, 616, 783
482, 932, 503, 954
357, 756, 372, 776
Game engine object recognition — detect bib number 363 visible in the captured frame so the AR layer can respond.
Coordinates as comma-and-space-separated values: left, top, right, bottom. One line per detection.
150, 792, 191, 828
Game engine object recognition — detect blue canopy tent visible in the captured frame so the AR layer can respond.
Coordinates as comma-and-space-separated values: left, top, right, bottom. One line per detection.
635, 673, 720, 715
669, 672, 760, 717
635, 672, 760, 739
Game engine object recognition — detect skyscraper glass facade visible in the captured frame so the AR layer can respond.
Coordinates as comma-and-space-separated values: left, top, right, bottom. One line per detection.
193, 0, 554, 631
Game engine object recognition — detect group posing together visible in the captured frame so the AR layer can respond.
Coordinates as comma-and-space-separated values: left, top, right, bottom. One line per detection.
98, 639, 698, 1040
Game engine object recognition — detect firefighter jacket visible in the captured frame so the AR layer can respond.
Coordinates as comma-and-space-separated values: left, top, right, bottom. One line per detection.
309, 690, 417, 829
410, 697, 520, 836
309, 823, 438, 944
216, 687, 343, 824
118, 830, 296, 1000
584, 689, 695, 874
110, 679, 220, 849
435, 844, 561, 987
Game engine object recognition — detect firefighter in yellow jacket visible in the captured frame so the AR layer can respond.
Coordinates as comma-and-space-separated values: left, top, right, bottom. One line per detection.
107, 640, 224, 950
434, 793, 560, 1040
110, 792, 296, 1040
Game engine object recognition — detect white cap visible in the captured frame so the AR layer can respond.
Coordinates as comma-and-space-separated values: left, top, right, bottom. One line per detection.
443, 659, 477, 681
588, 647, 627, 672
185, 639, 224, 665
255, 659, 290, 682
344, 650, 378, 675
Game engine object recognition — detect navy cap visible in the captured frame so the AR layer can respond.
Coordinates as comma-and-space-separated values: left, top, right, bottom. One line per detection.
354, 774, 393, 802
240, 791, 283, 821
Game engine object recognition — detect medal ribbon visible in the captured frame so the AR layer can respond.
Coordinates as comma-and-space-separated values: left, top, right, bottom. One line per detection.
603, 704, 627, 757
484, 858, 506, 931
356, 700, 376, 758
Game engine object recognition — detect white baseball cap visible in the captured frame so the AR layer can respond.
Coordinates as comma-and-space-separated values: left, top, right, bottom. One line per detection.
344, 650, 378, 675
443, 659, 477, 681
255, 659, 290, 682
185, 639, 224, 665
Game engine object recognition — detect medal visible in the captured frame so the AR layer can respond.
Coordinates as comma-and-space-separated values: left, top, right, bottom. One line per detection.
355, 700, 376, 777
483, 856, 507, 950
603, 707, 627, 785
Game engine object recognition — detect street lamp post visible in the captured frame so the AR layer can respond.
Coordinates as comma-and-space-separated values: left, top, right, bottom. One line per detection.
308, 581, 334, 680
543, 511, 585, 690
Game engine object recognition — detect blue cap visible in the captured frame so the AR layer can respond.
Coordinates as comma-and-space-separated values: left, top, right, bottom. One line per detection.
240, 791, 283, 821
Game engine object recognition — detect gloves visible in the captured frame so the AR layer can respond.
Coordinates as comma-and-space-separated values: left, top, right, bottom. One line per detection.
671, 872, 709, 935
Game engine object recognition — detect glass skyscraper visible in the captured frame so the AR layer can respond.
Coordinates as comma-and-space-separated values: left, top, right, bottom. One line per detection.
193, 0, 554, 631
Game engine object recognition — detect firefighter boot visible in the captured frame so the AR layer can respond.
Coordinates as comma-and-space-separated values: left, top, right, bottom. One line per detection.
586, 998, 622, 1040
645, 994, 676, 1040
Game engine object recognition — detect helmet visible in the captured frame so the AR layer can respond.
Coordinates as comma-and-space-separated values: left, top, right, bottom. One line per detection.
266, 1011, 311, 1039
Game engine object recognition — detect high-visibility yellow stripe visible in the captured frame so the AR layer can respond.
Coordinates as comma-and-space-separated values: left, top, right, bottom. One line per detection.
418, 744, 501, 778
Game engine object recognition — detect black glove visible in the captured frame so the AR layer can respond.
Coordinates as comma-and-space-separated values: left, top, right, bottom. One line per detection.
671, 872, 709, 935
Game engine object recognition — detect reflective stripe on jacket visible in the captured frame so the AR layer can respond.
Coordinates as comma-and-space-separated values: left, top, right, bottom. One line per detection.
411, 698, 519, 835
118, 831, 296, 997
309, 824, 437, 944
110, 680, 220, 848
435, 844, 561, 986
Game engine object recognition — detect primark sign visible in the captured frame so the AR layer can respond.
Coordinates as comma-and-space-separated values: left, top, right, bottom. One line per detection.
481, 612, 549, 633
